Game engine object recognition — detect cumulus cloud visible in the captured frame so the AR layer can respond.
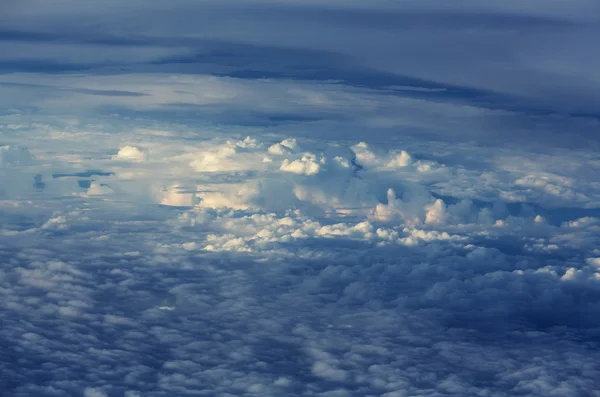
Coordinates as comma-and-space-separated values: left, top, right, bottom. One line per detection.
0, 145, 34, 167
158, 185, 197, 207
112, 145, 147, 162
268, 138, 297, 155
83, 388, 108, 397
189, 141, 265, 173
280, 153, 323, 175
372, 187, 433, 225
2, 75, 600, 396
424, 198, 447, 225
86, 182, 114, 196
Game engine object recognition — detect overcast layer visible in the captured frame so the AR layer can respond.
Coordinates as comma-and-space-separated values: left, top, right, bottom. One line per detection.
1, 2, 600, 397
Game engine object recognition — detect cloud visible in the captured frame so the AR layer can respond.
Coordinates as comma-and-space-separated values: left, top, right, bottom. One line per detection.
86, 182, 113, 196
0, 145, 34, 167
1, 0, 599, 123
280, 153, 323, 175
424, 198, 447, 225
268, 139, 296, 155
158, 185, 197, 207
311, 361, 348, 382
1, 5, 600, 393
112, 145, 147, 162
83, 388, 108, 397
2, 134, 600, 395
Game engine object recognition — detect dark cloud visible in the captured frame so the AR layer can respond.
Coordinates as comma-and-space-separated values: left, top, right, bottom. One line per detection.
1, 1, 599, 126
2, 196, 600, 396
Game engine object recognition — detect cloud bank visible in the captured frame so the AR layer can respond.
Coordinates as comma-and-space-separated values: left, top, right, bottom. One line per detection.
2, 1, 600, 396
2, 118, 600, 395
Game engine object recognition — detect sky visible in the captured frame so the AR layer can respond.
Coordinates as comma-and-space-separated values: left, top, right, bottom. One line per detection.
1, 1, 600, 396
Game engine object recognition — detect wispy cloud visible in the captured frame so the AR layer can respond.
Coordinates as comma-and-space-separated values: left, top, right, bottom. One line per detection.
2, 0, 599, 119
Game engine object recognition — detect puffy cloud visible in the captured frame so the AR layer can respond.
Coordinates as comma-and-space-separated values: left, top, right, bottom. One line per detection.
196, 183, 260, 210
386, 150, 412, 168
112, 145, 147, 162
268, 138, 297, 155
312, 361, 348, 382
424, 198, 447, 225
280, 153, 323, 175
159, 185, 197, 207
86, 182, 113, 196
2, 119, 600, 396
84, 388, 108, 397
0, 145, 34, 167
586, 257, 600, 267
0, 146, 41, 198
189, 137, 268, 173
372, 188, 430, 225
1, 1, 600, 392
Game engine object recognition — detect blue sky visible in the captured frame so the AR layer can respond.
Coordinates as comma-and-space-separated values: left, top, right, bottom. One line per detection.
1, 2, 600, 396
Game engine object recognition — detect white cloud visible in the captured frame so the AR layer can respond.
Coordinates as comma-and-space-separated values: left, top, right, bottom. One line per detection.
424, 198, 447, 225
2, 112, 600, 396
189, 138, 268, 173
86, 182, 114, 196
586, 257, 600, 267
280, 153, 323, 175
159, 185, 197, 207
372, 188, 426, 225
386, 150, 413, 168
268, 138, 297, 156
113, 145, 147, 162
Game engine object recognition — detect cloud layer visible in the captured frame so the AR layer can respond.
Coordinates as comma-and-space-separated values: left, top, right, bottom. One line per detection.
1, 0, 600, 141
2, 2, 600, 395
2, 117, 600, 395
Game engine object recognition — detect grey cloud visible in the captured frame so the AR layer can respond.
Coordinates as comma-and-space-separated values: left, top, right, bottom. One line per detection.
1, 1, 599, 119
2, 199, 600, 396
2, 3, 600, 395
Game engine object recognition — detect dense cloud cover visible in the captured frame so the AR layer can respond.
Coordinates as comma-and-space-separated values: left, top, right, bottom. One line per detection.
2, 1, 600, 396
